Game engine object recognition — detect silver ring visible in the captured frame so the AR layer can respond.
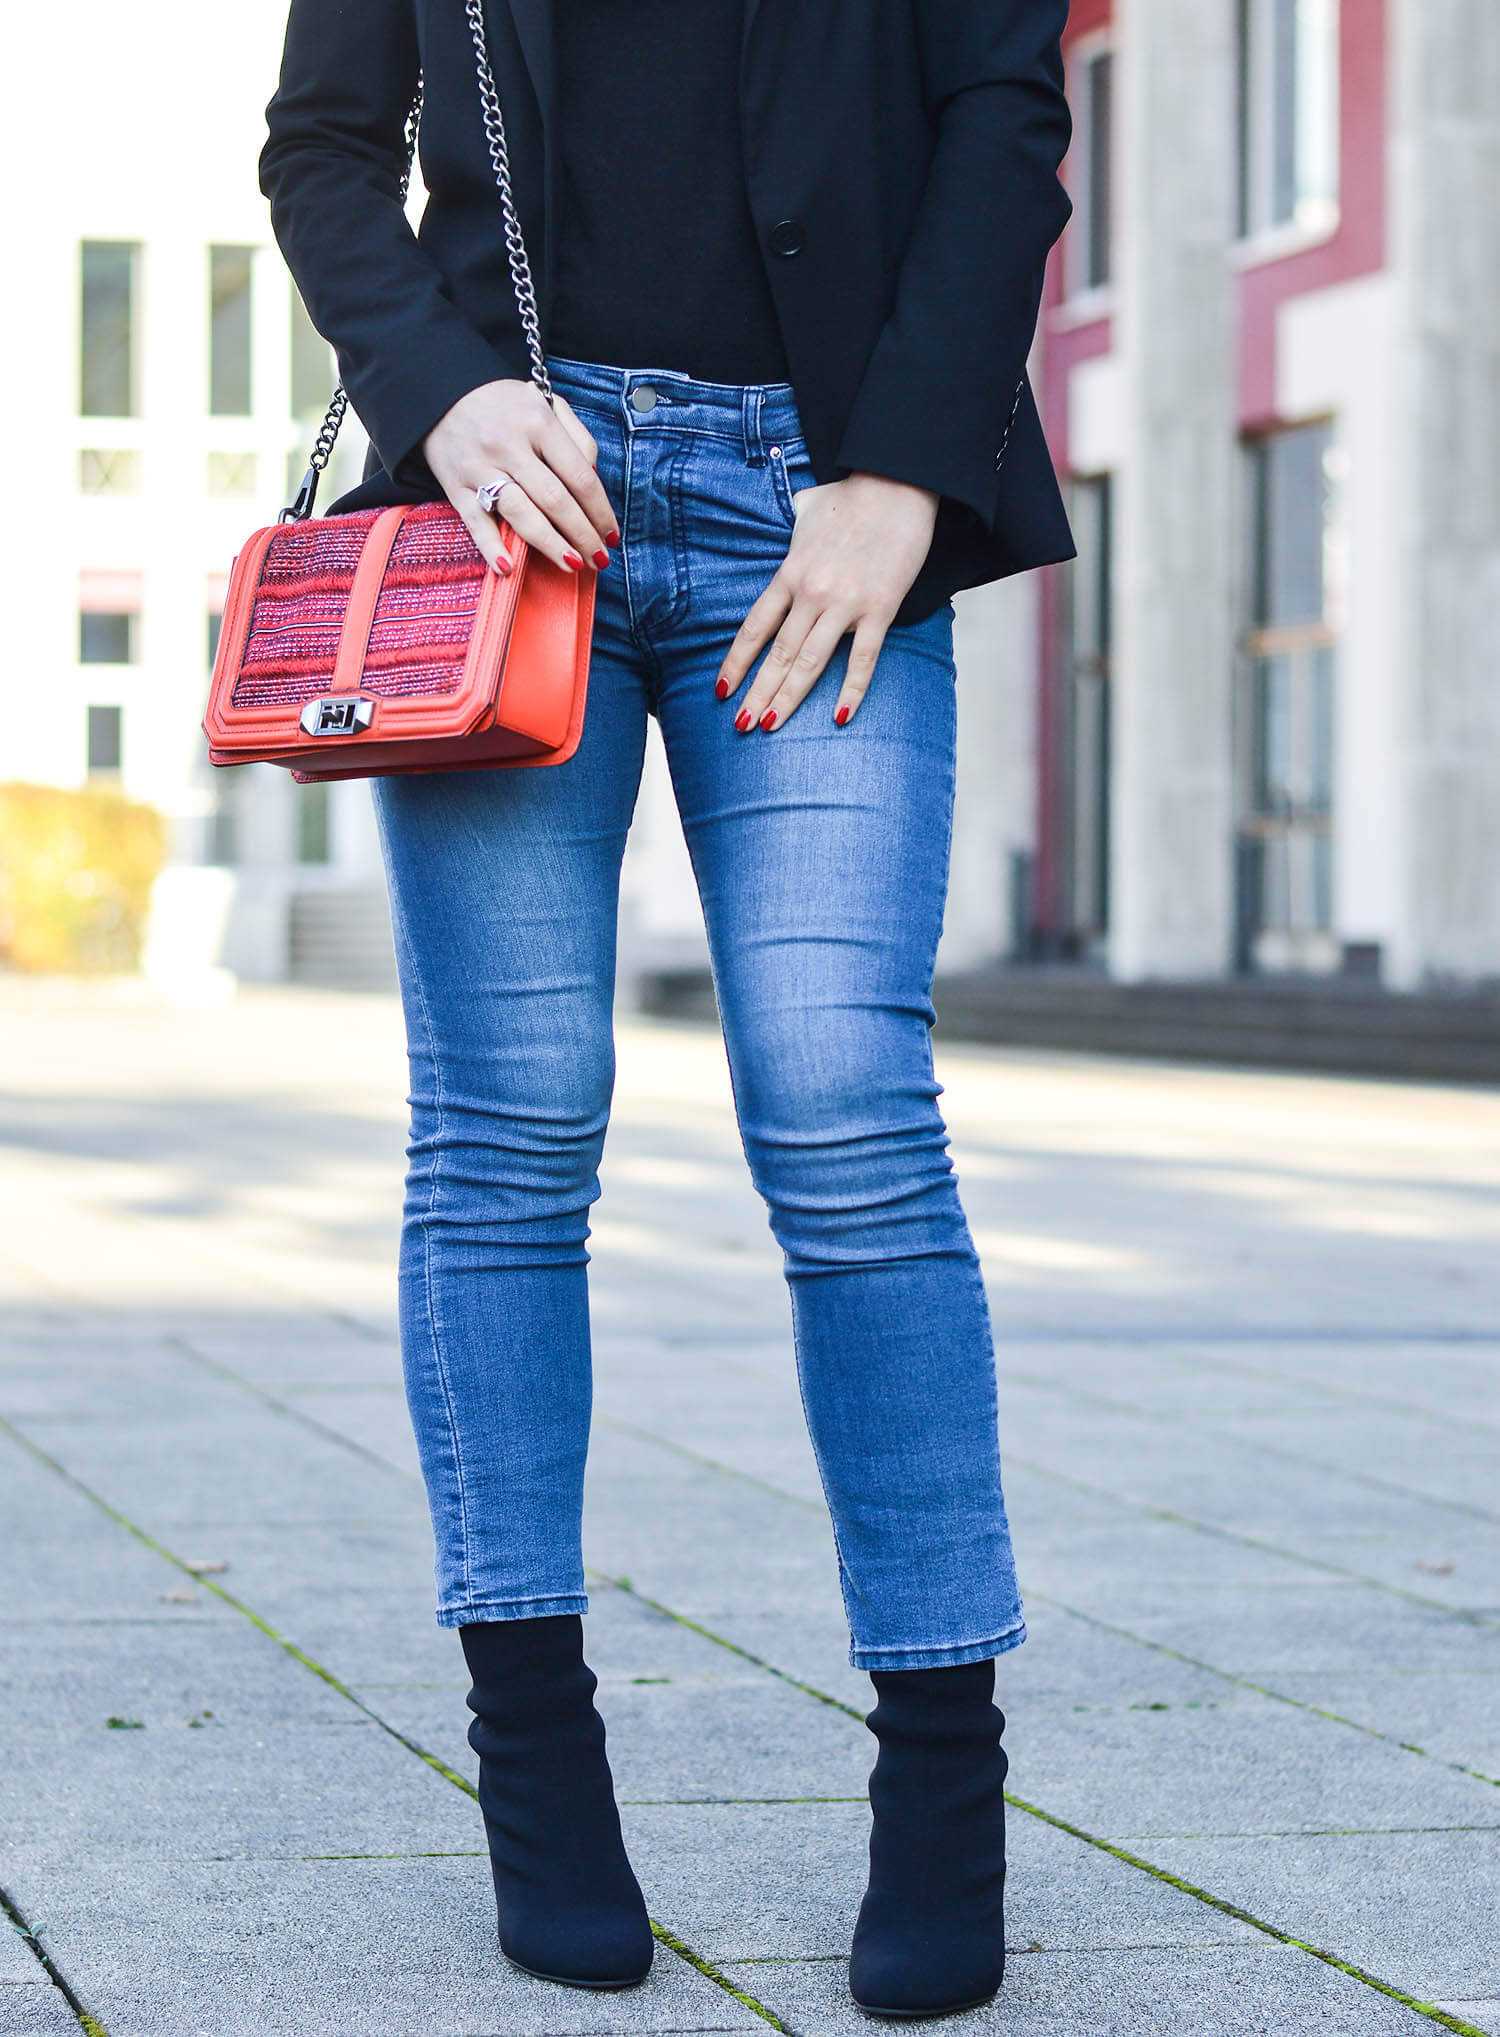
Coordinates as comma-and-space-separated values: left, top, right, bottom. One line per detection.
475, 472, 516, 516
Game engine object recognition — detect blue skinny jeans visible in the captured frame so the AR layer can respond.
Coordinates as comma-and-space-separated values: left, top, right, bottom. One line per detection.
372, 355, 1025, 1671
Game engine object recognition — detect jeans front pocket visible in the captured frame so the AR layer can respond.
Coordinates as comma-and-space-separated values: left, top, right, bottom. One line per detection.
768, 438, 819, 528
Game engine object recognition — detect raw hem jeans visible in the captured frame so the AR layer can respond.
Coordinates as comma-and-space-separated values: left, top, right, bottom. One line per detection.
373, 355, 1026, 1672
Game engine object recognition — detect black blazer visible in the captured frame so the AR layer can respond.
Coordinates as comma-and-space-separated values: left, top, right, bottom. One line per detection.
261, 0, 1076, 622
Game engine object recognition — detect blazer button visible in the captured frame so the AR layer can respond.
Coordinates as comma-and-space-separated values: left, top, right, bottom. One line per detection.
768, 218, 806, 258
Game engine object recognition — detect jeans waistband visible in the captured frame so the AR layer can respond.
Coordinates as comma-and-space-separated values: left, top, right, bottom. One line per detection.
545, 354, 805, 462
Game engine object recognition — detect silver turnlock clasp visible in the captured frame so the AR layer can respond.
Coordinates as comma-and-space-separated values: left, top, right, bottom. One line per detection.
300, 696, 375, 737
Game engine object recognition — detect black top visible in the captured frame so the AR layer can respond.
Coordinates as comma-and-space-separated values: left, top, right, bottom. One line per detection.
547, 0, 791, 385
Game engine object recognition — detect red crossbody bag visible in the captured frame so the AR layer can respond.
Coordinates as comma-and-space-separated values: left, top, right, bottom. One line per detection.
203, 0, 591, 783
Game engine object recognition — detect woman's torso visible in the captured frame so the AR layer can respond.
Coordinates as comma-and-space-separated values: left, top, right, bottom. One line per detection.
547, 0, 790, 384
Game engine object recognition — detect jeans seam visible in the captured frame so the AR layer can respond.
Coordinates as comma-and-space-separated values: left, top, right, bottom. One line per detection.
438, 1591, 590, 1627
618, 427, 670, 704
657, 440, 693, 638
393, 900, 476, 1604
850, 1617, 1028, 1669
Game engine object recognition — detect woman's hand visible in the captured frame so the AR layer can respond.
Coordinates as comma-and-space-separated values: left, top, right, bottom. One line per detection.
423, 379, 620, 576
714, 472, 939, 729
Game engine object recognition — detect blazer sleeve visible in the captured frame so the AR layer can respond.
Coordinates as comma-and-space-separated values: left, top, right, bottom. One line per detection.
833, 0, 1073, 526
260, 0, 525, 485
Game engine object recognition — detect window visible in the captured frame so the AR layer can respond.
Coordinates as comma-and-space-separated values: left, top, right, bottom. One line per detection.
79, 612, 136, 664
1238, 0, 1340, 239
1067, 45, 1114, 295
207, 451, 259, 495
1063, 477, 1112, 946
210, 245, 255, 415
86, 705, 123, 775
79, 448, 142, 495
80, 241, 139, 417
79, 571, 143, 664
291, 289, 333, 417
1237, 422, 1340, 970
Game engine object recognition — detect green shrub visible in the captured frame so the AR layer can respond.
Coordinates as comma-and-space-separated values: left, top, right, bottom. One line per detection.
0, 782, 167, 974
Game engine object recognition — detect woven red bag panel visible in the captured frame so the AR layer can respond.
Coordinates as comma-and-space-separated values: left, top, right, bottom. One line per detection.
362, 503, 488, 699
228, 504, 489, 712
230, 513, 379, 711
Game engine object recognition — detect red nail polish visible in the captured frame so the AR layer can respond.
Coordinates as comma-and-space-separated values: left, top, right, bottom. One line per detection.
606, 530, 621, 548
715, 677, 731, 700
835, 704, 851, 727
760, 709, 778, 731
592, 549, 610, 569
734, 709, 753, 732
563, 550, 584, 571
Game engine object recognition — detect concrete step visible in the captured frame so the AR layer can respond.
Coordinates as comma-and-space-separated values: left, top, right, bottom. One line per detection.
637, 964, 1500, 1083
933, 967, 1500, 1083
287, 886, 397, 992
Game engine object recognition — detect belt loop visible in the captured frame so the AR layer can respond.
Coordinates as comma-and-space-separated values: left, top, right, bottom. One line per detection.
742, 386, 765, 467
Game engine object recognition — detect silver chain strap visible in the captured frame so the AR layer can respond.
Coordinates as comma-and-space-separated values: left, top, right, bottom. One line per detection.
464, 0, 553, 405
283, 5, 548, 520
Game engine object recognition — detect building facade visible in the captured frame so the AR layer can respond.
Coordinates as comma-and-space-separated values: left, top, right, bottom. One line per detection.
7, 1, 1497, 999
1032, 0, 1500, 993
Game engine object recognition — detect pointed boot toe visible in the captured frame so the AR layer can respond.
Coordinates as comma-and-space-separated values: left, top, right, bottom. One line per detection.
501, 1904, 655, 1991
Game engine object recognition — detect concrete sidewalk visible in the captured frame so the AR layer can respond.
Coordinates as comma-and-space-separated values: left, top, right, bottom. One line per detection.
1, 977, 1497, 2037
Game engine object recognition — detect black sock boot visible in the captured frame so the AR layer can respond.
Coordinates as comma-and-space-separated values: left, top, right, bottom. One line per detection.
849, 1659, 1008, 2019
460, 1616, 653, 1989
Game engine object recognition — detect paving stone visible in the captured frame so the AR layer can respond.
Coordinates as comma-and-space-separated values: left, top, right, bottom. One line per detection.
0, 1982, 82, 2036
0, 1431, 236, 1626
1430, 2004, 1500, 2037
2, 1376, 427, 1534
3, 1710, 481, 1871
169, 1325, 405, 1394
627, 1796, 1272, 1967
0, 1613, 367, 1734
724, 1944, 1442, 2035
0, 1923, 48, 1988
1141, 1830, 1500, 2001
1086, 1576, 1500, 1681
4, 1857, 757, 2037
366, 1666, 873, 1815
1012, 1686, 1500, 1839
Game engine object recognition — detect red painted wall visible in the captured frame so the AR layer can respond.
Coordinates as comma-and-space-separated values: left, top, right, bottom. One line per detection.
1238, 0, 1388, 426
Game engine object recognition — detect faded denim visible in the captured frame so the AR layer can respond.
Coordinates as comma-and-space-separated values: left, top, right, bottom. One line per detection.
372, 355, 1025, 1671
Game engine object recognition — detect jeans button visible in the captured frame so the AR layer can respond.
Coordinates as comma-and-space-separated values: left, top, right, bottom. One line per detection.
630, 384, 659, 413
768, 218, 806, 258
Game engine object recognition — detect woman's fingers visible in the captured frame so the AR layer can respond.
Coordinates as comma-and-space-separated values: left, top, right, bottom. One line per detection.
714, 571, 795, 702
829, 616, 889, 726
483, 475, 588, 574
747, 607, 855, 730
540, 398, 619, 544
549, 393, 601, 474
459, 500, 513, 577
731, 599, 829, 729
533, 432, 620, 553
492, 452, 606, 571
